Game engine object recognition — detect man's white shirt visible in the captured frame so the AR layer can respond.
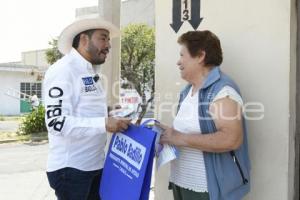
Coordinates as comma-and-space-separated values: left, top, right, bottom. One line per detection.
43, 48, 107, 172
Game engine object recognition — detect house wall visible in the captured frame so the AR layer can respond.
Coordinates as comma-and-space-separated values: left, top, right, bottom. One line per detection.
0, 71, 39, 115
22, 49, 49, 68
154, 0, 296, 199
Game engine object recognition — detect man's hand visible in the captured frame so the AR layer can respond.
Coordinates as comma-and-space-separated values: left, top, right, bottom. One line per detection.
105, 117, 131, 133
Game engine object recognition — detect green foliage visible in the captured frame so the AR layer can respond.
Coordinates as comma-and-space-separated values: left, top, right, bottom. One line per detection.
121, 24, 155, 99
18, 106, 47, 135
46, 38, 63, 64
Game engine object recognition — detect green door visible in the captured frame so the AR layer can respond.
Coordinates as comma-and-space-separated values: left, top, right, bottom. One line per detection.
20, 99, 31, 113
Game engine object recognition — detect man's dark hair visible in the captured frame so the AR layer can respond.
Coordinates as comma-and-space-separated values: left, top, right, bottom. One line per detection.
177, 30, 223, 66
72, 29, 96, 49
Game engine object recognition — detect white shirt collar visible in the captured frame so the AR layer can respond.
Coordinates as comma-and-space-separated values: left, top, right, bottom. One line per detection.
68, 48, 94, 72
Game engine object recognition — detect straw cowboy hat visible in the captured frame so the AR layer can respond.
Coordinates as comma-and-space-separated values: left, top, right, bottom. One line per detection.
58, 14, 120, 55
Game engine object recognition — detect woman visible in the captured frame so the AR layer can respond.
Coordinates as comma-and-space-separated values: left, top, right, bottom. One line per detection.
159, 30, 250, 200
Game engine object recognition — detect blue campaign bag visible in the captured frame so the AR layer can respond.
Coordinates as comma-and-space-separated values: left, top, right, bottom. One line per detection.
100, 121, 157, 200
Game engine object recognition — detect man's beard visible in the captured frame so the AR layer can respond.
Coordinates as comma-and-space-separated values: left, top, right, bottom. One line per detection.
86, 42, 107, 65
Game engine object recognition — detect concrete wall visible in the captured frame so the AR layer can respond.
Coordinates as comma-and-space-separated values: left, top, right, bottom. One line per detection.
98, 0, 121, 107
121, 0, 154, 27
22, 49, 49, 68
0, 71, 39, 115
155, 0, 296, 199
76, 6, 98, 17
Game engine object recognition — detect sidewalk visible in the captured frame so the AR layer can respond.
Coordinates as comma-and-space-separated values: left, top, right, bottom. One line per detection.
0, 119, 22, 144
0, 142, 55, 200
0, 171, 54, 200
0, 120, 20, 132
0, 142, 155, 200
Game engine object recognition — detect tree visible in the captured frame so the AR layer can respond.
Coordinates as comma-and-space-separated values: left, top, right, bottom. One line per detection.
121, 24, 155, 123
45, 38, 63, 65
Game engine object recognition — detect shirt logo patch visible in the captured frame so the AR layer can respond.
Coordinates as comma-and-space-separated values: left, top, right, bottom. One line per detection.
82, 77, 94, 85
82, 77, 97, 92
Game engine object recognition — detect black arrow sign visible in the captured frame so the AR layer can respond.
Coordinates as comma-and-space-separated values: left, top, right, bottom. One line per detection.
170, 0, 183, 33
189, 0, 203, 30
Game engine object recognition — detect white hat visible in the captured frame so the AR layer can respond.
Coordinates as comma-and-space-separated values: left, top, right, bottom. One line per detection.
58, 14, 120, 55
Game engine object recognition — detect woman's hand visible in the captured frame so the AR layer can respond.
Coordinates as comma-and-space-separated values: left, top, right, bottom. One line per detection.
157, 123, 183, 146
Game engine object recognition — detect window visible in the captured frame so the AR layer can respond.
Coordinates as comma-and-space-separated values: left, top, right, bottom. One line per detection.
20, 82, 42, 99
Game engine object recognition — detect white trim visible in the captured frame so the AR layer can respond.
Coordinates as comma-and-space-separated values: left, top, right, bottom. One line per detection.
0, 67, 34, 73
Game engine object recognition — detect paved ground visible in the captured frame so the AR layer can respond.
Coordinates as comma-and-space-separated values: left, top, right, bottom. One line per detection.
0, 120, 20, 132
0, 142, 155, 200
0, 142, 55, 200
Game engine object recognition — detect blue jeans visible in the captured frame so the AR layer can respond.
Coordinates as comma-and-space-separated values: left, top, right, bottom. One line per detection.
47, 167, 102, 200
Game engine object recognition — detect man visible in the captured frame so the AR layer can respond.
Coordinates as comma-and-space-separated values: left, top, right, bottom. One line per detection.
30, 91, 39, 110
43, 14, 131, 200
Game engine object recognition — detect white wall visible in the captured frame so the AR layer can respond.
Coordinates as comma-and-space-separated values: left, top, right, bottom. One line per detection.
155, 0, 296, 199
76, 6, 98, 17
0, 71, 39, 115
98, 0, 121, 107
121, 0, 154, 27
22, 49, 49, 68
